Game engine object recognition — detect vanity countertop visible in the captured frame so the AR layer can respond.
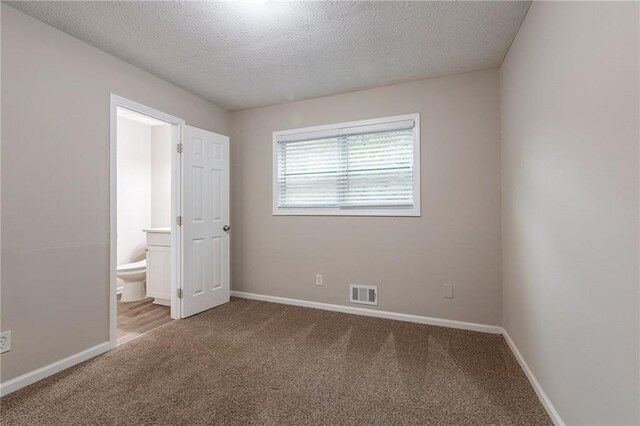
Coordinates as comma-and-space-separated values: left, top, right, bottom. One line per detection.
142, 227, 171, 234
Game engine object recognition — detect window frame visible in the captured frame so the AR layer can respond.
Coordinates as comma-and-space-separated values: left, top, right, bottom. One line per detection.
272, 113, 421, 217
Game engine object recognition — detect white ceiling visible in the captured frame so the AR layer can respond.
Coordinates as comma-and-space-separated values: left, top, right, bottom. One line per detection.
8, 1, 530, 111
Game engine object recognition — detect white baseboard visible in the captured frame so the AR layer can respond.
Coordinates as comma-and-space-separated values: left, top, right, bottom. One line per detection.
0, 341, 109, 397
501, 329, 565, 426
230, 291, 502, 334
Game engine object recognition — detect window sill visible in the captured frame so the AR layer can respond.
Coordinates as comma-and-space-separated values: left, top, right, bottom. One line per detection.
272, 207, 421, 217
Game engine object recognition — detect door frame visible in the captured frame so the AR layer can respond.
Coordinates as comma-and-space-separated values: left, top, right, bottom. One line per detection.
109, 94, 185, 349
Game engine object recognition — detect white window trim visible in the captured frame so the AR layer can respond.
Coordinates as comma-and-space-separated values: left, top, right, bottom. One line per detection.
272, 113, 421, 217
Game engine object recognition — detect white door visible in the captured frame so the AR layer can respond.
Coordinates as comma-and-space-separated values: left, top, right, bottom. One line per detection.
181, 125, 230, 318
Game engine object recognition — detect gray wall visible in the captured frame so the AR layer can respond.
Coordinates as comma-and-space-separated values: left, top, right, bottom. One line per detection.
0, 5, 230, 382
231, 69, 502, 326
499, 2, 639, 424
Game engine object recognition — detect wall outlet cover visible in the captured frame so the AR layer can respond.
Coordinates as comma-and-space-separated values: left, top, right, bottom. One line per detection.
444, 284, 454, 299
0, 330, 11, 354
315, 274, 323, 286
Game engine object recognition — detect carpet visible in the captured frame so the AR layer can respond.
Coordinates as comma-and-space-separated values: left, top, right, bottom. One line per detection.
0, 297, 551, 425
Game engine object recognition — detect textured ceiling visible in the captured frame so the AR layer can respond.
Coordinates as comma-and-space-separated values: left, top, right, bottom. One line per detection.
8, 1, 530, 111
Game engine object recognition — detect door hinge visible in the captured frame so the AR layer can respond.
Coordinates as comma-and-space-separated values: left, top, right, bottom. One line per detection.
177, 216, 183, 226
177, 143, 184, 154
177, 288, 183, 299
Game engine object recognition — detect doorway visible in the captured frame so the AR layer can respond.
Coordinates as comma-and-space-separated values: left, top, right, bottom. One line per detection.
110, 95, 184, 347
109, 95, 231, 349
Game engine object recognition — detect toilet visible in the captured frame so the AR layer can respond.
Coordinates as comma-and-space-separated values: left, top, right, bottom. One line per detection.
117, 259, 147, 302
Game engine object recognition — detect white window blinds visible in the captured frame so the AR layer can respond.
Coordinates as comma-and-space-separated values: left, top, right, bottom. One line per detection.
274, 116, 419, 215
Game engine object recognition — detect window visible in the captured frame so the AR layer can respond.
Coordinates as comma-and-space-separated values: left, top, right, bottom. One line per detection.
273, 114, 420, 216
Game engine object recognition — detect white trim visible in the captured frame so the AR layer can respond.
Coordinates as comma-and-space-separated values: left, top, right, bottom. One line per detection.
109, 94, 185, 349
501, 329, 565, 426
272, 207, 420, 217
277, 119, 416, 142
272, 113, 421, 217
170, 119, 183, 321
230, 291, 501, 334
0, 342, 109, 397
273, 114, 418, 140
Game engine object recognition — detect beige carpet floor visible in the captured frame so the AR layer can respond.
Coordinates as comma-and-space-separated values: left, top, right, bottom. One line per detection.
1, 298, 551, 425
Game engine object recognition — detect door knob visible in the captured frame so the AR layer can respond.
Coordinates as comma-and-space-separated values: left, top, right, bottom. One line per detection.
223, 225, 231, 232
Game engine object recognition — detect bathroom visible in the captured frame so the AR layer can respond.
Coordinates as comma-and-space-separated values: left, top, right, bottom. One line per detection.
116, 107, 174, 345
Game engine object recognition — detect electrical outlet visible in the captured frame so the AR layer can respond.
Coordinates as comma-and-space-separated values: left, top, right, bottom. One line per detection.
443, 284, 454, 299
0, 330, 11, 354
315, 274, 323, 286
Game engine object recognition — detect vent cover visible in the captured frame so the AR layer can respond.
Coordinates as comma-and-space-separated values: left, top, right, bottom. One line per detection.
350, 284, 378, 306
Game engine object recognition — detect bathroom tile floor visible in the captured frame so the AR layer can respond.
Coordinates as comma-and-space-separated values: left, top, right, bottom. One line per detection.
117, 295, 172, 345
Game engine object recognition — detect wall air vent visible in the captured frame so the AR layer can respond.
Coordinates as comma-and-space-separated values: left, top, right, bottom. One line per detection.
350, 284, 378, 306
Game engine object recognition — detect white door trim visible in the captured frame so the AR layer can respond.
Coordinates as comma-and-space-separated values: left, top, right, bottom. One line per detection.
109, 94, 185, 349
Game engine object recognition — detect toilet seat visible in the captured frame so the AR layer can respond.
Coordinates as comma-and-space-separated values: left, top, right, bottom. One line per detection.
117, 259, 146, 272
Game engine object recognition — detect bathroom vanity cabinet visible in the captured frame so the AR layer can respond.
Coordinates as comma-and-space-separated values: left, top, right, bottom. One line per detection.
144, 228, 171, 306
